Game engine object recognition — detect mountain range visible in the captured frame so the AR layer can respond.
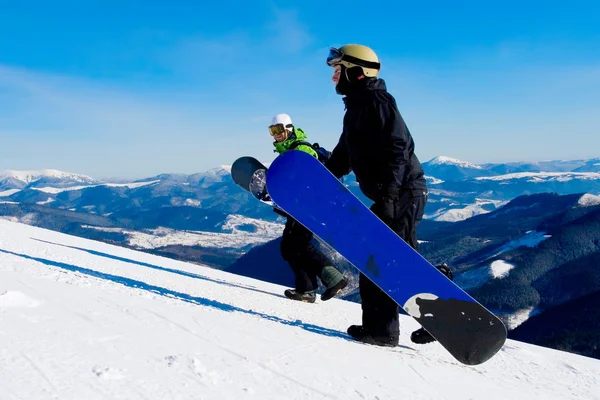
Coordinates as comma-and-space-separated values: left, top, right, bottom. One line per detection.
2, 156, 600, 225
1, 156, 598, 267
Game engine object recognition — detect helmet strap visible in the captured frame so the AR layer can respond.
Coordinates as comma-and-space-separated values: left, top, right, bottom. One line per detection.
345, 66, 366, 83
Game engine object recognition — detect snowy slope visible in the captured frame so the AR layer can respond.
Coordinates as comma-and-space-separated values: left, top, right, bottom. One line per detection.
454, 231, 551, 293
578, 193, 600, 207
0, 189, 22, 197
426, 198, 508, 222
0, 219, 599, 400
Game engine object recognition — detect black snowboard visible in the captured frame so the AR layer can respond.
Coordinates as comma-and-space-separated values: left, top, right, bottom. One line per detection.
231, 156, 272, 204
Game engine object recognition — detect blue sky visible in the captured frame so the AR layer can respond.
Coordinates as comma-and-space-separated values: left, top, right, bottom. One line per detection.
1, 0, 599, 179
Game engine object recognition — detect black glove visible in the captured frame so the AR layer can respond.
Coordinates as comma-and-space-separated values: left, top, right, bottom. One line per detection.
254, 185, 271, 202
372, 196, 396, 225
258, 191, 272, 202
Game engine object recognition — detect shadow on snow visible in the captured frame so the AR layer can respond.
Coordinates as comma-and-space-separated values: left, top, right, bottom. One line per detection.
0, 247, 350, 341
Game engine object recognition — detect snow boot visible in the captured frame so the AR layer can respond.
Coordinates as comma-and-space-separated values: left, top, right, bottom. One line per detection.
284, 289, 316, 303
321, 275, 349, 301
347, 325, 398, 347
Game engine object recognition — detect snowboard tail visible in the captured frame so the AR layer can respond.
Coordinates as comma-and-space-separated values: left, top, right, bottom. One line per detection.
231, 156, 271, 203
265, 150, 506, 365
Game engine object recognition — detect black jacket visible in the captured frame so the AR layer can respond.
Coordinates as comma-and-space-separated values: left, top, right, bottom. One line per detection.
325, 78, 427, 201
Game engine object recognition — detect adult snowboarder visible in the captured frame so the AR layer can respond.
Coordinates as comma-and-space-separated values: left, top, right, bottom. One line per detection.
267, 113, 348, 303
324, 44, 435, 346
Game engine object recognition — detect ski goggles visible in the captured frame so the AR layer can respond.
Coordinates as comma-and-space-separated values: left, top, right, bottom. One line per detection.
268, 123, 289, 136
326, 47, 344, 66
326, 47, 381, 70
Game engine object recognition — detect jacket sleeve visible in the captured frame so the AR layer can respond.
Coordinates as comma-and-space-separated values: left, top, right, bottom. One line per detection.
372, 102, 409, 198
325, 133, 352, 178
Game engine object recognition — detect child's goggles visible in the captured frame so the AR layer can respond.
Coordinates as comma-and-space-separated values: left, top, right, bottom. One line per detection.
268, 124, 289, 136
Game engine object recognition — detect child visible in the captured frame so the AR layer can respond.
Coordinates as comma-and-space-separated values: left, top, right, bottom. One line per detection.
268, 113, 348, 303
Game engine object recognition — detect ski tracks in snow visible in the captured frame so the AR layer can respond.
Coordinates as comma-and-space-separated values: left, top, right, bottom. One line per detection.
148, 309, 342, 399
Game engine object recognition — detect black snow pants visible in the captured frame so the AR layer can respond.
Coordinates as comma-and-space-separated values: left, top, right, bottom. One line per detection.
360, 189, 427, 339
280, 217, 332, 293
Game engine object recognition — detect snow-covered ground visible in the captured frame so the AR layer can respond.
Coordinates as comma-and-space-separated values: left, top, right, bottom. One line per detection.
82, 214, 283, 250
577, 193, 600, 207
425, 198, 507, 222
489, 260, 514, 279
503, 307, 539, 330
36, 197, 55, 205
455, 231, 551, 290
488, 230, 551, 258
0, 219, 599, 400
454, 262, 515, 291
0, 189, 21, 197
424, 175, 444, 185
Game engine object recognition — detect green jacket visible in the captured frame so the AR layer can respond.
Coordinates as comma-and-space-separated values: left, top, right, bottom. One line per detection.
273, 127, 318, 159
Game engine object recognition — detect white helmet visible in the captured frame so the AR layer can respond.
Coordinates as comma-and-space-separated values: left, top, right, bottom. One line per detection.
271, 113, 293, 129
269, 113, 294, 137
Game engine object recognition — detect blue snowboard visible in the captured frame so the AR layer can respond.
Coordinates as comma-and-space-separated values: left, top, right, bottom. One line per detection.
266, 150, 507, 365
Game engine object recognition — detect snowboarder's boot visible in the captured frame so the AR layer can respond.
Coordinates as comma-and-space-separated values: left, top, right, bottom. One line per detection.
321, 275, 349, 301
284, 289, 316, 303
410, 327, 436, 344
347, 325, 398, 347
411, 262, 453, 345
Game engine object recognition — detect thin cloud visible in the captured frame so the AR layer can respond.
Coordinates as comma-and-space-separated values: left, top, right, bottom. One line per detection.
266, 7, 313, 53
165, 32, 251, 76
0, 64, 210, 138
159, 6, 313, 76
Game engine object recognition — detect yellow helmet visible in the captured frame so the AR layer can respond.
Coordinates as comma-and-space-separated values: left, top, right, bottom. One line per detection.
326, 44, 381, 77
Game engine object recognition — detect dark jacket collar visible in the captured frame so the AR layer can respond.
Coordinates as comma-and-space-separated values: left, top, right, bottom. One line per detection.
343, 78, 388, 107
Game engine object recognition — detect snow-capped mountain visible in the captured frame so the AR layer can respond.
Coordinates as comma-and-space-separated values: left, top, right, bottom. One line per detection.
1, 218, 599, 400
421, 157, 600, 220
424, 156, 600, 184
483, 159, 599, 174
437, 171, 600, 201
422, 156, 493, 181
195, 166, 233, 187
427, 155, 484, 170
0, 169, 98, 190
475, 171, 600, 182
572, 158, 600, 172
